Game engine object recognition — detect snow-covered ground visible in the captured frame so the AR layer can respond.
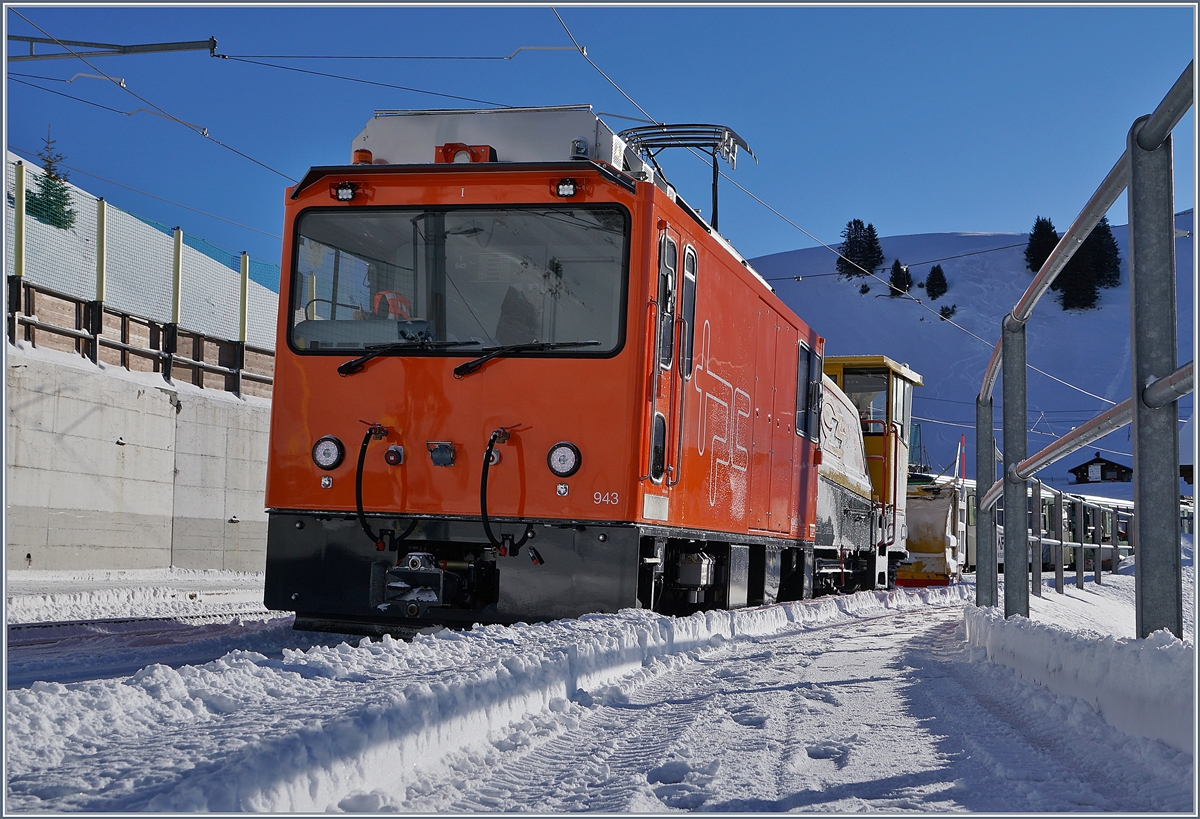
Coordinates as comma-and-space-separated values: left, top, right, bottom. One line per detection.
4, 541, 1194, 813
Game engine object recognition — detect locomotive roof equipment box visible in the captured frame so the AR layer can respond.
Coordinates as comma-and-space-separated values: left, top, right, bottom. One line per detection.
351, 104, 655, 178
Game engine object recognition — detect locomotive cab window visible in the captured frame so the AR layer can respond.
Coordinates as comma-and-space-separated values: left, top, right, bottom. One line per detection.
795, 342, 822, 439
679, 246, 697, 379
289, 206, 629, 354
841, 369, 889, 433
892, 374, 913, 446
657, 236, 677, 368
649, 412, 667, 483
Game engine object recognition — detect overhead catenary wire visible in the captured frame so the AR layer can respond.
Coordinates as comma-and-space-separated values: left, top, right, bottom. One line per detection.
552, 8, 658, 125
9, 9, 297, 183
9, 70, 126, 86
10, 76, 131, 116
763, 242, 1029, 282
912, 415, 1133, 459
215, 55, 509, 108
720, 168, 1122, 405
11, 76, 208, 131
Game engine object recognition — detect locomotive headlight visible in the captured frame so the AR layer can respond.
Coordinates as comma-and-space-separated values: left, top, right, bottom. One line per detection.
547, 442, 581, 478
556, 178, 578, 197
312, 435, 345, 470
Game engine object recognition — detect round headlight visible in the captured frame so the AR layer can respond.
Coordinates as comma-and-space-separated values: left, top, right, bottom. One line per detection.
452, 149, 472, 164
547, 442, 581, 478
312, 435, 345, 470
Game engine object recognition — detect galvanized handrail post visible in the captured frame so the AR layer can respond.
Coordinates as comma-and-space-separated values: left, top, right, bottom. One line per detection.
975, 395, 998, 606
1080, 497, 1089, 586
1053, 489, 1065, 594
1031, 478, 1042, 597
1002, 316, 1029, 618
1091, 503, 1103, 586
1128, 114, 1183, 639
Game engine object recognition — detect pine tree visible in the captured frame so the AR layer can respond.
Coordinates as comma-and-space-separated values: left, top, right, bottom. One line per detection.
888, 259, 912, 296
863, 223, 884, 275
939, 303, 957, 320
836, 219, 866, 277
1085, 216, 1121, 289
1055, 267, 1099, 310
925, 264, 948, 301
26, 129, 76, 230
1052, 216, 1120, 310
1024, 216, 1059, 274
836, 219, 885, 278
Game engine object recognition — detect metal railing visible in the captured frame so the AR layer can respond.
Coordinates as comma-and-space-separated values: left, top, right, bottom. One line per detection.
975, 61, 1194, 639
7, 277, 274, 397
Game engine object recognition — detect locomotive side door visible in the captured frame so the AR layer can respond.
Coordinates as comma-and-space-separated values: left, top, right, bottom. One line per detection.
749, 308, 776, 530
672, 245, 698, 486
645, 229, 681, 512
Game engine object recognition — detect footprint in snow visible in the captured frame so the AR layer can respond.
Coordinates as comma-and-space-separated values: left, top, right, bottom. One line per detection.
804, 734, 859, 769
647, 757, 721, 809
728, 704, 769, 727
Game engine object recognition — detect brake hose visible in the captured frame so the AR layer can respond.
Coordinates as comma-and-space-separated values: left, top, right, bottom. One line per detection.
356, 423, 417, 548
480, 427, 540, 562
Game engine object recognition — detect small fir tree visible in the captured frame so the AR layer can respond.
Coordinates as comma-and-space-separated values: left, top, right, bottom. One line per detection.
939, 303, 957, 320
859, 283, 870, 295
26, 129, 76, 230
1025, 215, 1059, 274
1052, 217, 1120, 310
1053, 258, 1100, 309
888, 259, 912, 296
925, 264, 948, 301
863, 222, 884, 274
836, 219, 885, 278
1082, 216, 1122, 289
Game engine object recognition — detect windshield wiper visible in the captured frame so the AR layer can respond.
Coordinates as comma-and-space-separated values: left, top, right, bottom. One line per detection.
338, 339, 481, 375
453, 340, 601, 378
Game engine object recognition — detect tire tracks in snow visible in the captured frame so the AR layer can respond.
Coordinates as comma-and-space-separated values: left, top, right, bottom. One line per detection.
895, 616, 1194, 813
395, 610, 945, 813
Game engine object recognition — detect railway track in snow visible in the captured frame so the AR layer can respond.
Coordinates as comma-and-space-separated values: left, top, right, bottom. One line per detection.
4, 609, 360, 690
7, 609, 283, 648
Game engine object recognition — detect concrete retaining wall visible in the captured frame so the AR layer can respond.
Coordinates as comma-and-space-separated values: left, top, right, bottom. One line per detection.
6, 341, 270, 572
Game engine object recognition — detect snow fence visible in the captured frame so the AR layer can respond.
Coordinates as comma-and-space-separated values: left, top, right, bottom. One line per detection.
963, 606, 1194, 753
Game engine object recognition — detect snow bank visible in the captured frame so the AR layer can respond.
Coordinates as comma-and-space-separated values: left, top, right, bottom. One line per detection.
6, 568, 267, 624
6, 586, 970, 812
963, 606, 1194, 753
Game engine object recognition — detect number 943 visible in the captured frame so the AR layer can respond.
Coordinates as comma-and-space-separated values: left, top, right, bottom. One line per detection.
593, 491, 619, 505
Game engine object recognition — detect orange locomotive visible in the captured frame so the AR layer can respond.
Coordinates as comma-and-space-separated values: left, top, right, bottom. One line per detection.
264, 106, 885, 634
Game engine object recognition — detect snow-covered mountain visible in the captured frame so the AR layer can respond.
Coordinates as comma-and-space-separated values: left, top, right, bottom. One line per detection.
750, 212, 1195, 498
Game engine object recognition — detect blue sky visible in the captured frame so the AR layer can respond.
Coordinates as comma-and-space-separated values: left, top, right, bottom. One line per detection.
5, 4, 1195, 278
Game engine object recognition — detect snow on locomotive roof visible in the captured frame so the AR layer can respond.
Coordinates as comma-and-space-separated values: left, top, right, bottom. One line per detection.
353, 105, 650, 172
350, 105, 775, 295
